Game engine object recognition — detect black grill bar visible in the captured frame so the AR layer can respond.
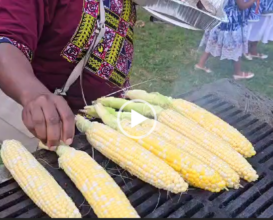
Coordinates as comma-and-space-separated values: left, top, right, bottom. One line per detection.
258, 203, 273, 218
145, 194, 193, 218
16, 207, 43, 218
0, 90, 273, 218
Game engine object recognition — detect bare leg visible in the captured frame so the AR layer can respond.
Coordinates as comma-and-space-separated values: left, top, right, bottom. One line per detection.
197, 52, 210, 68
248, 41, 259, 55
246, 41, 267, 59
233, 59, 242, 76
233, 58, 254, 79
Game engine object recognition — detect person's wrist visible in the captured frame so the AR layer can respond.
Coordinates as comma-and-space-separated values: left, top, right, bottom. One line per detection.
19, 87, 52, 107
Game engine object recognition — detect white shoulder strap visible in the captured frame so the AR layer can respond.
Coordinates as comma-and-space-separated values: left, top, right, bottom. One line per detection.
55, 0, 106, 97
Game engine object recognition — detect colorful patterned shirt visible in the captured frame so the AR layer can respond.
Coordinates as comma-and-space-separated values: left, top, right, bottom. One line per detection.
247, 0, 268, 21
0, 0, 136, 111
219, 0, 249, 31
262, 0, 273, 14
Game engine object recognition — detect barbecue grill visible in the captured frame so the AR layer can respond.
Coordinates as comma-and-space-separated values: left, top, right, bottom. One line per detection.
1, 79, 273, 218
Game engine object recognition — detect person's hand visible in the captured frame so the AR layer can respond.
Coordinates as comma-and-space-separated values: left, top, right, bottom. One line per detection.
22, 93, 75, 148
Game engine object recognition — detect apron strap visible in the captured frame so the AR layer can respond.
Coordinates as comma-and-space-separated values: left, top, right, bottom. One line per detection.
55, 0, 106, 96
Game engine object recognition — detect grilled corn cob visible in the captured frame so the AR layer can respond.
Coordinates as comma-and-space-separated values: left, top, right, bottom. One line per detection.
95, 97, 259, 182
90, 104, 226, 192
1, 140, 81, 218
83, 105, 240, 189
75, 115, 188, 194
141, 120, 240, 188
125, 90, 256, 158
39, 143, 139, 218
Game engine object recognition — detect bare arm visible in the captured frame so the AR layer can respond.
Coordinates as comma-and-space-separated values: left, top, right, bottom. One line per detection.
236, 0, 257, 10
0, 43, 75, 147
0, 43, 51, 106
0, 0, 75, 147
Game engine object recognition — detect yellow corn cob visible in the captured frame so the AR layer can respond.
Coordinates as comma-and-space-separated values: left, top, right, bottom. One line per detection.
1, 140, 81, 218
39, 143, 139, 218
121, 120, 226, 192
86, 104, 226, 192
159, 109, 258, 182
172, 99, 255, 157
75, 115, 188, 194
95, 97, 258, 183
83, 106, 240, 188
125, 90, 256, 158
141, 119, 240, 189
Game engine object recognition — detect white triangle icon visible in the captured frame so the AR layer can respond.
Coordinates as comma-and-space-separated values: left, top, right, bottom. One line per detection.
131, 110, 148, 128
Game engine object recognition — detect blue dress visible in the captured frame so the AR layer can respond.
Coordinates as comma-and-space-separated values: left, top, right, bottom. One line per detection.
262, 0, 273, 14
248, 0, 273, 44
199, 0, 250, 61
248, 0, 270, 21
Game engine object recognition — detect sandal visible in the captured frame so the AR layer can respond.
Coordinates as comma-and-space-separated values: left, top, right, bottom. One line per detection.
244, 53, 253, 61
233, 72, 255, 80
194, 64, 212, 73
250, 53, 268, 59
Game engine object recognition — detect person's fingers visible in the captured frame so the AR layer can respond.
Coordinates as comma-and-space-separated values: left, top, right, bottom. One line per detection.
54, 97, 75, 145
22, 108, 37, 137
41, 101, 62, 148
59, 121, 64, 142
33, 95, 61, 148
30, 105, 47, 143
22, 94, 74, 148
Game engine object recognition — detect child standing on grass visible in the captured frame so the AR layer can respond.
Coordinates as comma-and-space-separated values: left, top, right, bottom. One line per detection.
245, 0, 273, 60
195, 0, 258, 80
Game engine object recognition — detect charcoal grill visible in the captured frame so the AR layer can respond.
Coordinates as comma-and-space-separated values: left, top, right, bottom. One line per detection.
1, 79, 273, 218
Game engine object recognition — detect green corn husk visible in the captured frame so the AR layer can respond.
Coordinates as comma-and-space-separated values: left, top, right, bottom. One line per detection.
84, 106, 132, 121
125, 90, 172, 108
95, 97, 163, 118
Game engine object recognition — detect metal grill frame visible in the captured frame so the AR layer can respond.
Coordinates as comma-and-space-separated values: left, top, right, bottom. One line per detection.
1, 79, 273, 218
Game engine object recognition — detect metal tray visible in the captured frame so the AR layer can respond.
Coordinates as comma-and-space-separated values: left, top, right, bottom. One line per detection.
134, 0, 228, 30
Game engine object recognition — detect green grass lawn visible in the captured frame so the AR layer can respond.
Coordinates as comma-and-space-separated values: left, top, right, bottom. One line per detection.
131, 8, 273, 98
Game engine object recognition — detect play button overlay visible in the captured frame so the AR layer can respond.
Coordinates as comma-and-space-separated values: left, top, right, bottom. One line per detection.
117, 99, 157, 139
131, 110, 148, 128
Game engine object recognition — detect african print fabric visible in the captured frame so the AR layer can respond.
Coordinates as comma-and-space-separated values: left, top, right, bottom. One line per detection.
0, 37, 33, 61
61, 0, 136, 88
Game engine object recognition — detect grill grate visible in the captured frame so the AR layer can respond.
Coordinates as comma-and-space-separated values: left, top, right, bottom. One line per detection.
1, 90, 273, 218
